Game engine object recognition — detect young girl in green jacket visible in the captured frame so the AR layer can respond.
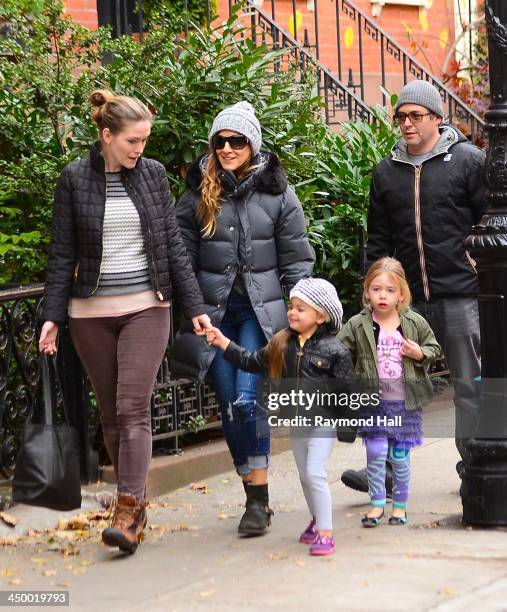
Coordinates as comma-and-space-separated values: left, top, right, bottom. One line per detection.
338, 257, 440, 527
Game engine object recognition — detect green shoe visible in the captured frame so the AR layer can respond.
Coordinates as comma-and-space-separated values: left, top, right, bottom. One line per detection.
361, 508, 384, 528
388, 513, 408, 525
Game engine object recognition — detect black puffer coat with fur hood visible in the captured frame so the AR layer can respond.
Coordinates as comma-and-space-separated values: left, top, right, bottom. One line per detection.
172, 152, 315, 381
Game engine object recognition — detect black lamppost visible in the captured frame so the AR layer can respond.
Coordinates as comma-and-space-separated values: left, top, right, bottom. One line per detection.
461, 0, 507, 525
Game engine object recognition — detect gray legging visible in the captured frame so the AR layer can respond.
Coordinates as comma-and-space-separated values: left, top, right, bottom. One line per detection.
70, 307, 170, 499
290, 427, 336, 531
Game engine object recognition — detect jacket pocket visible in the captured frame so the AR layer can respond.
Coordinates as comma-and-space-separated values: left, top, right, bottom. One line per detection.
308, 354, 332, 371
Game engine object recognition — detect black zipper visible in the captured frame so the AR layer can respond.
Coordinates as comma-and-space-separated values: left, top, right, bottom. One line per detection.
91, 173, 106, 295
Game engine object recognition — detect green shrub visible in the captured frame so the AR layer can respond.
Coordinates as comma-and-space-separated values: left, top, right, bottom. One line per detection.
0, 0, 399, 308
287, 107, 398, 309
0, 0, 108, 282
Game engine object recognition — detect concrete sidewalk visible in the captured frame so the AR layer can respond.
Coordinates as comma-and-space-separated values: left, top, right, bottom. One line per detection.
1, 399, 506, 611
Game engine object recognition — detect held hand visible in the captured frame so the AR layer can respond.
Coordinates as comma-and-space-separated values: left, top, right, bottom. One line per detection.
401, 338, 424, 362
205, 326, 230, 351
39, 321, 59, 355
192, 314, 212, 335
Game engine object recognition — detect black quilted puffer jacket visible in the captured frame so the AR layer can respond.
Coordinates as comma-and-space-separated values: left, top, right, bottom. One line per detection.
176, 152, 315, 338
42, 141, 204, 324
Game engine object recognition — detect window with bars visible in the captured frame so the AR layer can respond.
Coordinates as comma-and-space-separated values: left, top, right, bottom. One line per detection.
96, 0, 145, 37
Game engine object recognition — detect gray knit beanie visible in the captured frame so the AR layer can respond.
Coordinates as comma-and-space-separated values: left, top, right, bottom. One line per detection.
208, 101, 262, 156
290, 278, 344, 331
394, 80, 444, 118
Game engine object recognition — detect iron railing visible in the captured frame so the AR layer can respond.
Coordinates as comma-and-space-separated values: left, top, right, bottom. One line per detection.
103, 1, 484, 134
0, 286, 219, 485
234, 0, 485, 139
238, 2, 374, 123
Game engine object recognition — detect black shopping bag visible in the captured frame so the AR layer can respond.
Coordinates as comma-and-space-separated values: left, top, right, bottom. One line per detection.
12, 354, 82, 511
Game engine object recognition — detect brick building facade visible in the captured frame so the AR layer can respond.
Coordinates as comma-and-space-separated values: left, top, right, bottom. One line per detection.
64, 0, 467, 106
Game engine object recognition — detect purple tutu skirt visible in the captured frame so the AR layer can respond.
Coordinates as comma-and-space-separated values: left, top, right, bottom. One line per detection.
359, 399, 423, 448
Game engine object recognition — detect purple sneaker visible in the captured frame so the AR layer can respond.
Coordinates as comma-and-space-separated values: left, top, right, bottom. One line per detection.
299, 518, 318, 544
309, 534, 336, 556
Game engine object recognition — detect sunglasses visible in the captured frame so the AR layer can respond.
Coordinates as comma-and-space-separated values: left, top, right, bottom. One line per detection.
393, 111, 432, 124
213, 134, 249, 150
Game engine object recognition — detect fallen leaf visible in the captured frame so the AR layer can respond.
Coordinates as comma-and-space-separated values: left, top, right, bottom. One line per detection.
56, 582, 71, 588
171, 524, 200, 532
296, 560, 305, 567
8, 578, 21, 585
30, 557, 48, 565
199, 589, 216, 598
0, 536, 19, 546
217, 513, 238, 520
80, 560, 94, 567
0, 512, 18, 527
58, 514, 90, 531
190, 482, 207, 490
56, 531, 76, 541
190, 482, 209, 494
86, 512, 108, 521
268, 551, 289, 561
221, 479, 230, 484
48, 541, 79, 557
438, 587, 456, 597
43, 569, 57, 577
27, 529, 42, 537
0, 568, 16, 577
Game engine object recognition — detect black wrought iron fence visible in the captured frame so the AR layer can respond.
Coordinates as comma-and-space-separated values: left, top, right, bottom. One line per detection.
0, 286, 219, 486
176, 1, 484, 136
238, 0, 484, 138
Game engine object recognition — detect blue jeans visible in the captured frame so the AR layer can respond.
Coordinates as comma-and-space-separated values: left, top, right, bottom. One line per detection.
209, 289, 270, 475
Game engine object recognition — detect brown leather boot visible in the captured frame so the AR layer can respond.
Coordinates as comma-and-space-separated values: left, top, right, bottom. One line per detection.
101, 493, 147, 554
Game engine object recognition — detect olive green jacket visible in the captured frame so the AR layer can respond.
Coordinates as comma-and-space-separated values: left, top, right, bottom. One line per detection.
338, 307, 441, 409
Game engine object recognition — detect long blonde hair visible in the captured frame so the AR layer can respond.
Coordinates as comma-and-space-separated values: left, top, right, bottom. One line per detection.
198, 148, 255, 238
363, 257, 412, 313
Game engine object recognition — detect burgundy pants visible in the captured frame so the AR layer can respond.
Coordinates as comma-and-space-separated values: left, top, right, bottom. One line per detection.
69, 307, 170, 499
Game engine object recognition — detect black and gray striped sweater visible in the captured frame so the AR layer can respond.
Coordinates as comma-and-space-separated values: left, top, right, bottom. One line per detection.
95, 172, 151, 296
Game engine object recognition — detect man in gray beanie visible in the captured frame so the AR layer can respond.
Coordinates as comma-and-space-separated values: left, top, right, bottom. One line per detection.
341, 79, 487, 496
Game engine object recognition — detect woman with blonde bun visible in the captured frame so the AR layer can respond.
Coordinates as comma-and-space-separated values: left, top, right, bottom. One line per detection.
39, 90, 210, 554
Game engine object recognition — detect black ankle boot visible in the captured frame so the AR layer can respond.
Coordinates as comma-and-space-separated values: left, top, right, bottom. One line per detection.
238, 483, 274, 536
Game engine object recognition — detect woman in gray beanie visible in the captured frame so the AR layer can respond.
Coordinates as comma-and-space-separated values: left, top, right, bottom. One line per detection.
174, 101, 315, 536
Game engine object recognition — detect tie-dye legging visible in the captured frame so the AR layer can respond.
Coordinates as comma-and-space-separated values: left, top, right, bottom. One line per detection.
365, 438, 411, 509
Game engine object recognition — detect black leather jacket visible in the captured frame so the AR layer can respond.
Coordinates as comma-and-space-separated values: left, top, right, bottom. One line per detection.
223, 323, 354, 386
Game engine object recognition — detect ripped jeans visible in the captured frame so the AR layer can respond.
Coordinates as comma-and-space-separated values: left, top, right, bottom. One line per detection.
209, 289, 270, 476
